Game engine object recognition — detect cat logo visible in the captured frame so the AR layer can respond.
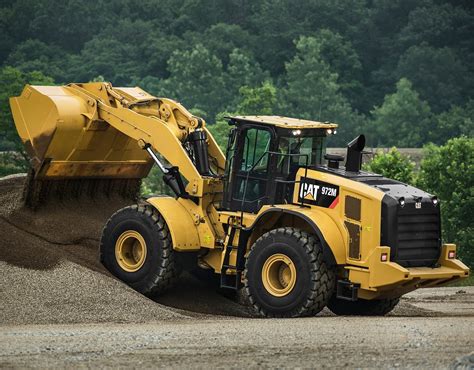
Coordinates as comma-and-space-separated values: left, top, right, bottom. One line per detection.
300, 183, 320, 201
298, 177, 340, 209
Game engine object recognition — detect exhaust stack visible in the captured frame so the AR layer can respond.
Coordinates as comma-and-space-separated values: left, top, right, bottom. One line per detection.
345, 135, 365, 172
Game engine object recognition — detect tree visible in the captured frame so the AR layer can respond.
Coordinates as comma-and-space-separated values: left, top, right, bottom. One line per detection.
0, 5, 15, 63
141, 33, 186, 80
310, 29, 364, 110
184, 23, 256, 66
71, 36, 143, 85
399, 3, 474, 51
236, 81, 276, 115
417, 137, 474, 267
246, 0, 310, 76
396, 44, 470, 112
209, 81, 278, 151
361, 0, 429, 109
249, 0, 368, 76
430, 100, 474, 145
362, 147, 415, 184
279, 36, 362, 145
23, 0, 107, 52
208, 112, 233, 152
161, 44, 226, 120
223, 49, 267, 110
141, 165, 172, 196
5, 39, 73, 82
369, 78, 432, 147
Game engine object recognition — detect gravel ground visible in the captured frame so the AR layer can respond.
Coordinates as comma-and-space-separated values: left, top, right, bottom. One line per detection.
1, 174, 473, 368
1, 317, 473, 368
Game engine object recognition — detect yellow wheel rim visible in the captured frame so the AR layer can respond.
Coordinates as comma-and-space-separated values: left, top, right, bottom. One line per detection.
115, 230, 147, 272
261, 253, 297, 297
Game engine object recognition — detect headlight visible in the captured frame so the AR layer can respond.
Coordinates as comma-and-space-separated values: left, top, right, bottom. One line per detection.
398, 197, 405, 207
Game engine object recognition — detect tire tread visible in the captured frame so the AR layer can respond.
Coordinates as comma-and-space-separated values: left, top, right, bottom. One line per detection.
244, 227, 335, 318
100, 204, 178, 296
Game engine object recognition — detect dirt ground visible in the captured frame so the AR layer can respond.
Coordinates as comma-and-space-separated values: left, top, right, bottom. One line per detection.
0, 175, 473, 368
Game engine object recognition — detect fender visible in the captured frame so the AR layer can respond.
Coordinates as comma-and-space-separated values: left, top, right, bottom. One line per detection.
146, 196, 201, 251
245, 206, 346, 266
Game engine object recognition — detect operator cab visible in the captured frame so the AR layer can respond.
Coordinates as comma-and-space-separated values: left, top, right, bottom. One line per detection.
221, 115, 337, 213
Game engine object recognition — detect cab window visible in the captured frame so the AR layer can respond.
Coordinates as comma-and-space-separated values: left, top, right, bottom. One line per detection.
276, 135, 324, 175
241, 128, 271, 171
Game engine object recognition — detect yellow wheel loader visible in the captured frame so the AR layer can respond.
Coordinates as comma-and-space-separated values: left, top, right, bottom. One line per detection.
10, 82, 469, 317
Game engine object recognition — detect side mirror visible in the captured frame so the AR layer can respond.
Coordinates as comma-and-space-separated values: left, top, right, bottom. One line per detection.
345, 134, 365, 172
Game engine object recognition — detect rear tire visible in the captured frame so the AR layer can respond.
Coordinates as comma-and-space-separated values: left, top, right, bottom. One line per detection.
327, 296, 400, 316
100, 204, 179, 296
244, 227, 335, 318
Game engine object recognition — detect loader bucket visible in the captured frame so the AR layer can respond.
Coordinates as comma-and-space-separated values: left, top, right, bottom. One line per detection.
10, 84, 153, 208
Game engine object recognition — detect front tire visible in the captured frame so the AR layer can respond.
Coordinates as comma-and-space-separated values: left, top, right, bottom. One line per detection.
244, 227, 335, 318
327, 296, 400, 316
100, 204, 179, 296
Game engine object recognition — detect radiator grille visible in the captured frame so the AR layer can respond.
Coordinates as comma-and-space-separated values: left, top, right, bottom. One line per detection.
395, 209, 441, 267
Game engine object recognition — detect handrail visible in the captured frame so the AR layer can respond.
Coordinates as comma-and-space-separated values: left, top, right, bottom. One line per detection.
238, 150, 310, 224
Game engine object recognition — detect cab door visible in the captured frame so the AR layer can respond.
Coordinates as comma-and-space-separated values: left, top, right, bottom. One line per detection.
227, 125, 274, 213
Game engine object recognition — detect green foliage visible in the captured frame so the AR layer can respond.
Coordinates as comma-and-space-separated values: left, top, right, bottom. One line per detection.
417, 137, 474, 268
0, 152, 27, 176
161, 44, 226, 120
185, 23, 256, 66
310, 29, 363, 109
237, 81, 276, 115
72, 36, 143, 85
141, 166, 172, 196
279, 36, 362, 145
449, 274, 474, 287
0, 66, 54, 152
363, 148, 415, 184
431, 101, 474, 145
396, 44, 469, 112
208, 82, 277, 151
5, 39, 73, 82
369, 78, 432, 147
399, 3, 473, 51
0, 0, 473, 149
223, 49, 267, 109
208, 113, 232, 152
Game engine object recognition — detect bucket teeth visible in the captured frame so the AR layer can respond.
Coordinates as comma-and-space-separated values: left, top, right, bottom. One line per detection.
22, 170, 141, 210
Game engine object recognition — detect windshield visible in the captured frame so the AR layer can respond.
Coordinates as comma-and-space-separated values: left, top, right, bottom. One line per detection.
276, 133, 325, 174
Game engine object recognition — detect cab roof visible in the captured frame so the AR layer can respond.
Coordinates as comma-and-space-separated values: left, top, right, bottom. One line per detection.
228, 115, 338, 129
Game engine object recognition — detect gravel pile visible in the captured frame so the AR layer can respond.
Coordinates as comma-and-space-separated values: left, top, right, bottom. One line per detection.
0, 175, 188, 325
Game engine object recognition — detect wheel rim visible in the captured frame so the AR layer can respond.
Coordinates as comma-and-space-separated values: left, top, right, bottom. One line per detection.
115, 230, 147, 272
261, 253, 297, 297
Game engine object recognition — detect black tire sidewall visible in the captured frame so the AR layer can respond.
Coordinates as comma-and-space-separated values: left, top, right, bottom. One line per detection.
101, 208, 162, 288
246, 232, 313, 315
